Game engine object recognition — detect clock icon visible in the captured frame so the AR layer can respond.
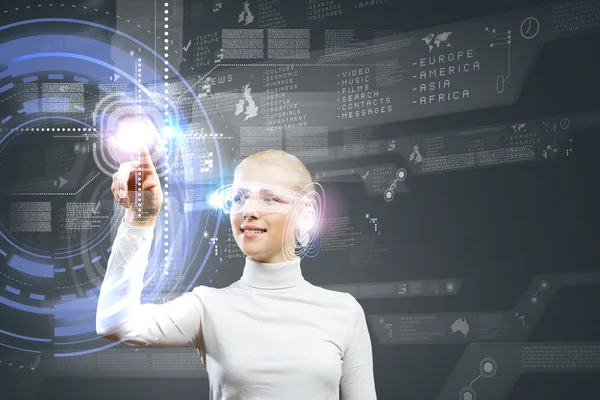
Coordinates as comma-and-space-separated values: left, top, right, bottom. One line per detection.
520, 17, 540, 39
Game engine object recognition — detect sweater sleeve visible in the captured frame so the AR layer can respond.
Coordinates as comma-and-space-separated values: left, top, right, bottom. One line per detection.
340, 296, 377, 400
95, 220, 204, 348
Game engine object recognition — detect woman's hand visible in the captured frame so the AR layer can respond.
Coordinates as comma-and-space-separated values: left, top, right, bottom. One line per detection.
111, 145, 163, 227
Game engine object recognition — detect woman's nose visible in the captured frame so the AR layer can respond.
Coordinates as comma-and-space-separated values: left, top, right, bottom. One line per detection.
241, 197, 261, 216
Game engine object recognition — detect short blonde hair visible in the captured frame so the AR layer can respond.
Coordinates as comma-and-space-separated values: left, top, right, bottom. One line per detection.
234, 149, 315, 196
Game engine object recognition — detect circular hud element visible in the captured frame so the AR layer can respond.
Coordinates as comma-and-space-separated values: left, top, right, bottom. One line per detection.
0, 15, 223, 359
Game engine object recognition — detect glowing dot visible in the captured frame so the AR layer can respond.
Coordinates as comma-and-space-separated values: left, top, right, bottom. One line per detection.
165, 31, 169, 36
164, 75, 169, 79
164, 2, 168, 6
164, 24, 169, 29
164, 53, 169, 57
164, 9, 168, 13
165, 17, 168, 21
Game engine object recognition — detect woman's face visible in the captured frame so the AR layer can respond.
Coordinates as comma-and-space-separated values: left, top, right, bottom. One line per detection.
230, 161, 300, 263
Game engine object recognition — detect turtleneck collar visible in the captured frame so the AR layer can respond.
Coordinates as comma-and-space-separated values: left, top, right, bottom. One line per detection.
240, 256, 304, 289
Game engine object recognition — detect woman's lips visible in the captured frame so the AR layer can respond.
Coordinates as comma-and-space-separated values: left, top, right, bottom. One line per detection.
242, 229, 267, 239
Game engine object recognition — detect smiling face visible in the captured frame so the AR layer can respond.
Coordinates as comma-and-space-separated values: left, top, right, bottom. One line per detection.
230, 161, 302, 263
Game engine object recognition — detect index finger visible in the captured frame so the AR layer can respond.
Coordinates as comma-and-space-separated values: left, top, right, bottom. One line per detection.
116, 161, 134, 192
138, 143, 157, 175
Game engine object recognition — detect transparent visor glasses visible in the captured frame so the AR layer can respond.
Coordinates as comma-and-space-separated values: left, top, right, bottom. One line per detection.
213, 183, 304, 215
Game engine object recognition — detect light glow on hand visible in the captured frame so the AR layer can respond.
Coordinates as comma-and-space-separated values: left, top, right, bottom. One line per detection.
112, 117, 157, 153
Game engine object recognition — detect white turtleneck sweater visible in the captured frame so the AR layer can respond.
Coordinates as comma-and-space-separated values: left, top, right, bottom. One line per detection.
96, 221, 377, 400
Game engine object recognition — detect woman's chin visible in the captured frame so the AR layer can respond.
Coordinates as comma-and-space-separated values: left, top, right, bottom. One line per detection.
241, 244, 263, 254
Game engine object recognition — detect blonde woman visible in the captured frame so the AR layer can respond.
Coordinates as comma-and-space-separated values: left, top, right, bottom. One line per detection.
96, 146, 377, 400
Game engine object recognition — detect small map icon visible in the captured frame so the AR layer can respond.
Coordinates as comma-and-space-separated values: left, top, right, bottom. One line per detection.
422, 32, 452, 53
451, 317, 470, 336
238, 1, 254, 25
234, 83, 259, 121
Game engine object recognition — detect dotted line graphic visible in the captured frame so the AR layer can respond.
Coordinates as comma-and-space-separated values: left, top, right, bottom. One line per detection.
178, 65, 218, 99
54, 275, 102, 290
6, 172, 100, 195
0, 270, 33, 287
218, 63, 375, 67
21, 128, 96, 132
3, 4, 111, 16
317, 38, 413, 63
162, 1, 171, 276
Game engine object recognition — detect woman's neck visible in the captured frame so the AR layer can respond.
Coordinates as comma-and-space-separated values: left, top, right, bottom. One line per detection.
240, 256, 304, 289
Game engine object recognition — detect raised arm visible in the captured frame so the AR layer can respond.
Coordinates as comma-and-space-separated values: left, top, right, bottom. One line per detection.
340, 296, 377, 400
96, 220, 204, 348
96, 142, 203, 348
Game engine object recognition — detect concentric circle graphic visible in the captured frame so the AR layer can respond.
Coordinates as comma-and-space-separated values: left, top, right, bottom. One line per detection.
0, 13, 227, 362
479, 357, 497, 378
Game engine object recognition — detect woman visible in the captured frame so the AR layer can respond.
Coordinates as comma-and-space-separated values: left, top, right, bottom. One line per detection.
96, 146, 377, 400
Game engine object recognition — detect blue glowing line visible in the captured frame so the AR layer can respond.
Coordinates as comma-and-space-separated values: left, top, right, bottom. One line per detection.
0, 341, 41, 353
5, 285, 20, 295
0, 83, 14, 93
0, 321, 51, 342
8, 254, 53, 278
0, 295, 53, 315
53, 339, 123, 357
